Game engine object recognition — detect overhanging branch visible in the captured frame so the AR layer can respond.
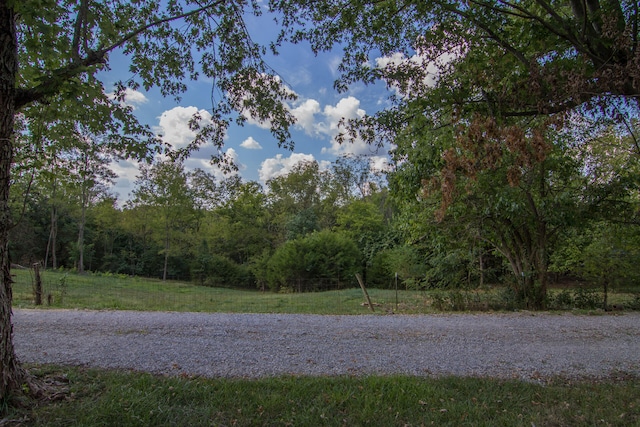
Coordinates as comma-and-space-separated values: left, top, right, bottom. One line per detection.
15, 0, 226, 110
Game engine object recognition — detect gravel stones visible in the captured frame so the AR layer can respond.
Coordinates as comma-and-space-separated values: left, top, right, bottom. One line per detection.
12, 309, 640, 382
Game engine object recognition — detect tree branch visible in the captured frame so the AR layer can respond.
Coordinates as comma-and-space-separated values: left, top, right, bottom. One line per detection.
15, 0, 226, 110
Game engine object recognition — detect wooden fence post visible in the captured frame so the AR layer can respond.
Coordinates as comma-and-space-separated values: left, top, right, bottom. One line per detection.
355, 273, 375, 313
33, 262, 42, 306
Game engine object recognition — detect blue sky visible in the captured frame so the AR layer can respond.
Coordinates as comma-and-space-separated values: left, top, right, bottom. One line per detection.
99, 9, 394, 203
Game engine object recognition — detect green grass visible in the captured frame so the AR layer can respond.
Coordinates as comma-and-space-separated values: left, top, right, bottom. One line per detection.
7, 270, 640, 425
5, 366, 638, 426
11, 268, 640, 314
10, 269, 433, 314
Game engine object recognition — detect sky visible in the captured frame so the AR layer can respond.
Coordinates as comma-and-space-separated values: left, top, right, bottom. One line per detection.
98, 8, 394, 204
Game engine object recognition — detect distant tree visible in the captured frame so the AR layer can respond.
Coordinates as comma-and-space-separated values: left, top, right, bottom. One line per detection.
214, 181, 272, 265
128, 160, 195, 281
266, 161, 326, 242
71, 132, 117, 274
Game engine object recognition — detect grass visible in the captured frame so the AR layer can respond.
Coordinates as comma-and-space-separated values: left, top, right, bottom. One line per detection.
11, 268, 640, 314
7, 269, 640, 425
3, 366, 637, 426
10, 269, 435, 315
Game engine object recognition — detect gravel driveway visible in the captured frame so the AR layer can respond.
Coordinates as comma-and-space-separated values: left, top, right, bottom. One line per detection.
12, 309, 640, 382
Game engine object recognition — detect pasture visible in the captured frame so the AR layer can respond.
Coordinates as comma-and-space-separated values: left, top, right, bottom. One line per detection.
10, 268, 640, 314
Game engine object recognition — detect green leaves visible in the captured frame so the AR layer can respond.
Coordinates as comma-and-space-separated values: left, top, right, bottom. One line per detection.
13, 0, 296, 159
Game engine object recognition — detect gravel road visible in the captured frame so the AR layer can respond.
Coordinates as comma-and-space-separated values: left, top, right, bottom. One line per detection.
12, 309, 640, 382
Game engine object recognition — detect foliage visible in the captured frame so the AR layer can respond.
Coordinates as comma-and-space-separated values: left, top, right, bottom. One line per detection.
272, 0, 640, 145
1, 0, 305, 400
266, 230, 361, 292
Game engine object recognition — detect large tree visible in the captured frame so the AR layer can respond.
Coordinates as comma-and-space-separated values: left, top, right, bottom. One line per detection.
271, 0, 640, 207
273, 0, 639, 121
1, 0, 295, 402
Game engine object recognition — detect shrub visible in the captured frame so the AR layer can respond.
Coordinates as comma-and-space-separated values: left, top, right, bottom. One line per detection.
266, 230, 361, 292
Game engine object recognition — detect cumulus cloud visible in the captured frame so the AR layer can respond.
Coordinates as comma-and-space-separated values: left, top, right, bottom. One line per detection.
240, 136, 262, 150
317, 96, 379, 157
259, 153, 330, 183
110, 159, 141, 201
184, 148, 243, 181
321, 96, 365, 134
290, 99, 321, 136
369, 155, 393, 173
154, 106, 213, 149
108, 88, 149, 110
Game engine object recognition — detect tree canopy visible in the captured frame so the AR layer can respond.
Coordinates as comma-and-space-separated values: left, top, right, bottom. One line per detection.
272, 0, 639, 121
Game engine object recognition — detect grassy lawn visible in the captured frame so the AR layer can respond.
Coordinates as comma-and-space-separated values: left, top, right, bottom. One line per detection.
3, 367, 637, 426
10, 269, 434, 314
11, 268, 640, 314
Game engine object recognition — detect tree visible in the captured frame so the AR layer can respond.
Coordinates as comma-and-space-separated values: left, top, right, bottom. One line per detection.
128, 160, 195, 281
389, 111, 639, 307
273, 0, 640, 130
266, 160, 326, 242
272, 1, 640, 268
214, 181, 272, 265
1, 0, 296, 401
266, 230, 361, 291
71, 131, 117, 273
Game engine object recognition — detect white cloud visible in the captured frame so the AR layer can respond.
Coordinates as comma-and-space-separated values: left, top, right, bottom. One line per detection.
290, 99, 321, 136
110, 159, 140, 201
259, 153, 326, 183
154, 106, 213, 149
240, 136, 262, 150
185, 148, 243, 181
369, 155, 393, 173
317, 96, 378, 157
108, 88, 148, 110
322, 96, 365, 134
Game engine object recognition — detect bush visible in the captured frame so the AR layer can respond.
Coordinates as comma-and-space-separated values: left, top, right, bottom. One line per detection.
266, 230, 361, 292
192, 252, 254, 288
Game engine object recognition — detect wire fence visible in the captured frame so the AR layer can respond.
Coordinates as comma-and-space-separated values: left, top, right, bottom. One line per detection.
12, 267, 640, 314
10, 268, 432, 315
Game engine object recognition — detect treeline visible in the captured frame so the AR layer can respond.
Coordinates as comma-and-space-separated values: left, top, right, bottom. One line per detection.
9, 154, 405, 291
9, 122, 640, 305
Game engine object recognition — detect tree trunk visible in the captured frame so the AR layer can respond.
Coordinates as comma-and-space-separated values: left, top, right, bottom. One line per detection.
0, 0, 28, 402
50, 204, 58, 269
162, 222, 169, 281
77, 182, 87, 274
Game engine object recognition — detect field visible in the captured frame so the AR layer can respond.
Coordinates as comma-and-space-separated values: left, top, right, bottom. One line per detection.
10, 268, 433, 314
5, 269, 640, 426
10, 268, 640, 314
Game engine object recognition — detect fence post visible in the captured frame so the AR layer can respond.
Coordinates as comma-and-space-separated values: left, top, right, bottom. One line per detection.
355, 274, 375, 312
33, 262, 42, 306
